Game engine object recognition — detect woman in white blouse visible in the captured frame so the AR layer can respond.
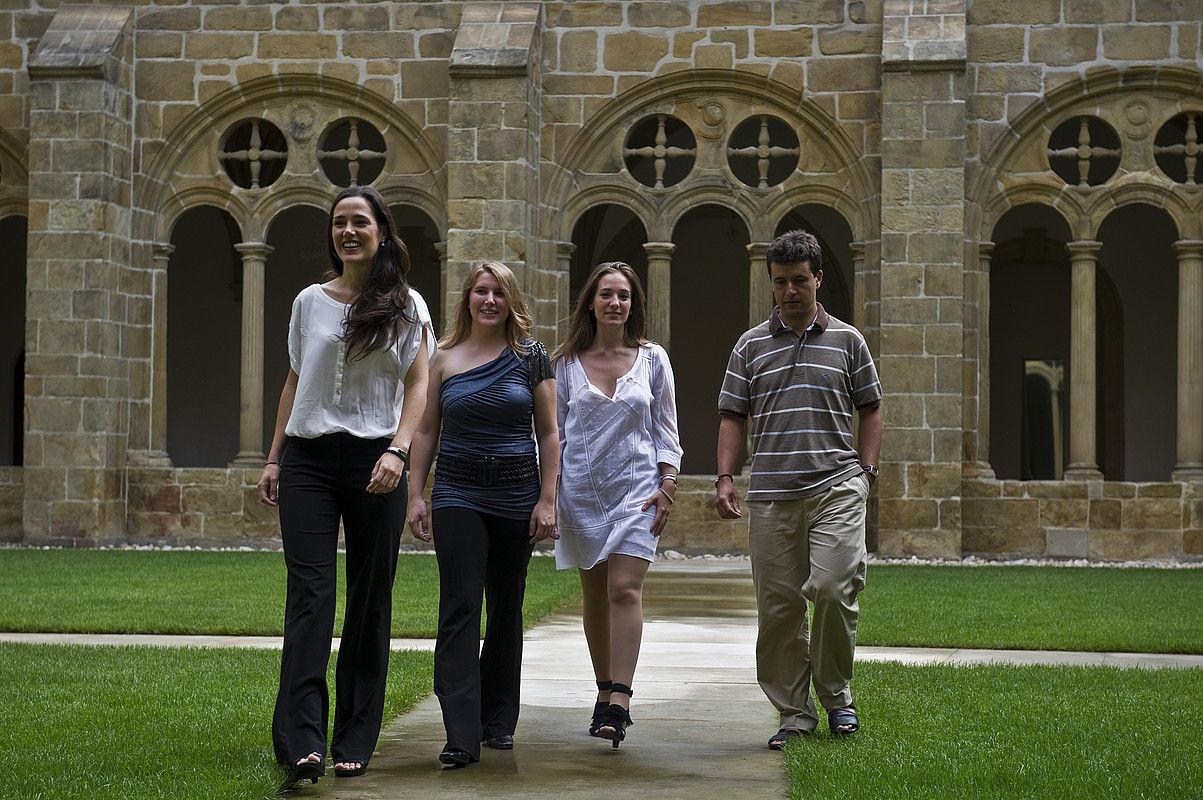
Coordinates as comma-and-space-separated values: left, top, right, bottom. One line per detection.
257, 186, 432, 786
553, 262, 683, 748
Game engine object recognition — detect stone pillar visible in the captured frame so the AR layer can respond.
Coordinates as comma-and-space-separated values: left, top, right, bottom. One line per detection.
746, 242, 772, 327
23, 5, 135, 545
876, 2, 967, 557
643, 242, 675, 352
139, 243, 174, 466
230, 242, 272, 468
1173, 239, 1203, 481
1064, 240, 1103, 480
555, 241, 576, 345
445, 3, 544, 333
963, 242, 995, 478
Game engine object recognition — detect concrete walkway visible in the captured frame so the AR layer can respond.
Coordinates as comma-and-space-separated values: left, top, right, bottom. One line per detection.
4, 561, 1200, 799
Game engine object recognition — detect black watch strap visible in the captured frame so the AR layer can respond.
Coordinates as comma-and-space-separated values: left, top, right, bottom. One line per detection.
385, 447, 408, 463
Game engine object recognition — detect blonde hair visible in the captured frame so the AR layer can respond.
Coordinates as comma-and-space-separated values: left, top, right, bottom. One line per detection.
439, 261, 533, 354
553, 262, 647, 362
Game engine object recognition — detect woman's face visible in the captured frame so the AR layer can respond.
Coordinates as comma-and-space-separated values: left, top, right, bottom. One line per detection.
469, 271, 510, 331
330, 196, 382, 267
591, 272, 632, 331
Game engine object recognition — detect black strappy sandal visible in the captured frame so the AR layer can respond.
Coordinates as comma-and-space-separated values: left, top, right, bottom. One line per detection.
595, 683, 633, 749
589, 680, 613, 737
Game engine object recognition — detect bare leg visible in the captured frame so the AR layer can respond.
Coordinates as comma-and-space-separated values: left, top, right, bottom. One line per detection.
579, 562, 612, 704
605, 554, 650, 710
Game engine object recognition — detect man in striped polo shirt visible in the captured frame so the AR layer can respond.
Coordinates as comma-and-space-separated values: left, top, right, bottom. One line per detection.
714, 229, 882, 747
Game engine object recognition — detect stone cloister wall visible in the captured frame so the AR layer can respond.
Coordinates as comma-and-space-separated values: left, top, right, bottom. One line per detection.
0, 1, 1200, 559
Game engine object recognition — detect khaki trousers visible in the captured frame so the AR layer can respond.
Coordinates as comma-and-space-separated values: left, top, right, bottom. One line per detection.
748, 474, 869, 732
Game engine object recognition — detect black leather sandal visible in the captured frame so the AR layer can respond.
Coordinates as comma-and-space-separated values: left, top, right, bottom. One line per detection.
333, 760, 368, 778
828, 704, 859, 736
286, 752, 325, 786
589, 680, 613, 737
595, 683, 633, 749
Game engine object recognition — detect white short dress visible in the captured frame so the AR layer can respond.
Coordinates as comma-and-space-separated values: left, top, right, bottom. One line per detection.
555, 343, 683, 569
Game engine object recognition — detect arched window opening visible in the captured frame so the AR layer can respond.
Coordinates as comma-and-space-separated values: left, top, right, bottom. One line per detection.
0, 215, 26, 466
166, 207, 242, 467
672, 205, 750, 474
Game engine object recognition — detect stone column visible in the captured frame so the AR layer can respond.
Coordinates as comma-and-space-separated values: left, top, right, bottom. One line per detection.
445, 3, 544, 333
145, 243, 174, 465
643, 242, 675, 352
1173, 239, 1203, 481
963, 242, 995, 478
230, 242, 272, 468
1065, 240, 1103, 480
876, 2, 967, 557
555, 241, 576, 345
746, 242, 772, 327
23, 5, 135, 544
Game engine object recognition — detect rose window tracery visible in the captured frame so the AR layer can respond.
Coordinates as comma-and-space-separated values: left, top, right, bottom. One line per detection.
1047, 116, 1121, 187
622, 114, 697, 189
1153, 112, 1200, 186
726, 115, 800, 189
219, 118, 288, 190
318, 117, 387, 187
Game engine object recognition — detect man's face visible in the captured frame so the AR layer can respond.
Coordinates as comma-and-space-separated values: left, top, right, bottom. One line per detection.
770, 260, 822, 320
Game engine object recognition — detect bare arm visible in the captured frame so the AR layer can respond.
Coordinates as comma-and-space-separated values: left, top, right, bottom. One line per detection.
857, 403, 882, 481
406, 352, 443, 541
529, 377, 559, 543
257, 369, 299, 507
714, 413, 746, 519
366, 338, 429, 494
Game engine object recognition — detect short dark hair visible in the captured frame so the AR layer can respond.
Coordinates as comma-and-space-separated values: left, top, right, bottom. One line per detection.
767, 229, 822, 275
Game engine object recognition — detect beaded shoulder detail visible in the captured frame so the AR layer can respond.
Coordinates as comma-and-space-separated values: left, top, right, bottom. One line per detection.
525, 340, 553, 391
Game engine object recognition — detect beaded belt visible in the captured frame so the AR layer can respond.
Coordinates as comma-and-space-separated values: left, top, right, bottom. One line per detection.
435, 452, 539, 488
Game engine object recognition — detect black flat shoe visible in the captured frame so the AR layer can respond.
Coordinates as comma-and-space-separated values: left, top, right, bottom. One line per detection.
439, 747, 476, 768
483, 734, 514, 750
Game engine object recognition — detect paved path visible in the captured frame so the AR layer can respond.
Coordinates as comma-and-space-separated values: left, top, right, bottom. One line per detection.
4, 562, 1201, 799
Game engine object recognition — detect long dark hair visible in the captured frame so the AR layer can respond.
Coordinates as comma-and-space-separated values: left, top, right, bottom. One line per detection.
553, 261, 647, 362
325, 186, 416, 361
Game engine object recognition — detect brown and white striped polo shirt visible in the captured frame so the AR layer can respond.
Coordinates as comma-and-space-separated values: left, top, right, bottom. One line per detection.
718, 304, 881, 501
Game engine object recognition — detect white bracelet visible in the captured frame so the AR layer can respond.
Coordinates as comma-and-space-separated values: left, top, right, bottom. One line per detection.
657, 486, 675, 505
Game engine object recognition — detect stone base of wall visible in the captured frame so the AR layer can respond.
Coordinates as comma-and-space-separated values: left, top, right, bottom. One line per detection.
6, 467, 1203, 561
126, 466, 281, 548
0, 467, 23, 541
963, 479, 1203, 561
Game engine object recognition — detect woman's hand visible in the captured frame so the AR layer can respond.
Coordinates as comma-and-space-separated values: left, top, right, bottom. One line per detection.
257, 464, 281, 507
529, 497, 558, 543
407, 496, 432, 542
640, 482, 675, 536
366, 451, 405, 494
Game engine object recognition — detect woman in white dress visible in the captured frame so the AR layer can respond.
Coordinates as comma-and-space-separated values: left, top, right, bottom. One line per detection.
553, 261, 683, 748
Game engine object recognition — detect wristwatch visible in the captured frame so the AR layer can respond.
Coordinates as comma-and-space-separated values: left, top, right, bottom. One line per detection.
385, 447, 408, 464
861, 463, 879, 482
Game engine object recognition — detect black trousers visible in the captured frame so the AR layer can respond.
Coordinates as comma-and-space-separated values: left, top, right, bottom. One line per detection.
272, 433, 405, 767
433, 506, 534, 758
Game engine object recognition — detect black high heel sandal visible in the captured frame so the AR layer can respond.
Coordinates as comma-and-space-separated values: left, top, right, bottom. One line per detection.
589, 680, 613, 737
595, 683, 633, 749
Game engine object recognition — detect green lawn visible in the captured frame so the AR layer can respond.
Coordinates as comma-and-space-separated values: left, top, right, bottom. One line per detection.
0, 643, 433, 800
0, 550, 580, 637
784, 660, 1203, 800
858, 565, 1203, 653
